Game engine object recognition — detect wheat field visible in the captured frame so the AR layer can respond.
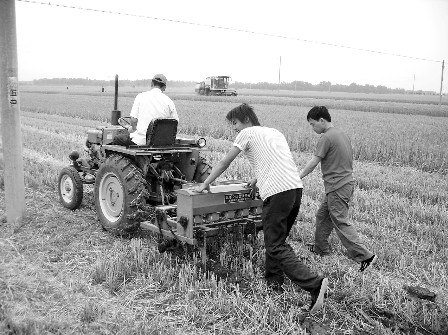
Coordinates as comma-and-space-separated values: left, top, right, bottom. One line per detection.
0, 87, 447, 334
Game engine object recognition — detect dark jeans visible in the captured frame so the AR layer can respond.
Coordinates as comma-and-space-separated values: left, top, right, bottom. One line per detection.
263, 188, 322, 292
111, 134, 136, 146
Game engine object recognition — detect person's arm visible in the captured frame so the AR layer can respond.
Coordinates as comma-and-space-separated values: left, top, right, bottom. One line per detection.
300, 155, 321, 179
246, 178, 258, 199
170, 101, 179, 122
246, 178, 257, 188
128, 94, 140, 132
193, 146, 241, 192
128, 117, 138, 132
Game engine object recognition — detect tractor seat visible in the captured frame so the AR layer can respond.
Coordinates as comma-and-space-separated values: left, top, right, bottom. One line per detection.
146, 117, 178, 147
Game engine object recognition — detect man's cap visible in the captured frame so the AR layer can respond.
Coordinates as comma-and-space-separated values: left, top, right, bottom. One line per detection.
152, 74, 167, 85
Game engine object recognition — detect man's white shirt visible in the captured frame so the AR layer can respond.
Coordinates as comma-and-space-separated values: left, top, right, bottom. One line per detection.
129, 87, 178, 145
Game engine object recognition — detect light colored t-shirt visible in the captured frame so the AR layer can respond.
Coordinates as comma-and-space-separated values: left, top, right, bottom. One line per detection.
233, 126, 303, 201
314, 127, 354, 193
129, 87, 178, 145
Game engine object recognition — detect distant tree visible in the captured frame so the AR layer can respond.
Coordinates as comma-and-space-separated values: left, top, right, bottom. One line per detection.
317, 81, 332, 91
26, 77, 436, 95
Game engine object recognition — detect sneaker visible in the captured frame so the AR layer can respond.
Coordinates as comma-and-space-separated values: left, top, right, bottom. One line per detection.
359, 254, 378, 272
306, 243, 330, 257
306, 243, 315, 252
309, 277, 328, 314
267, 281, 285, 293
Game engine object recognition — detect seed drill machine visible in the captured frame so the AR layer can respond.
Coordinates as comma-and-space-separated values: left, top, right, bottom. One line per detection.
58, 76, 262, 261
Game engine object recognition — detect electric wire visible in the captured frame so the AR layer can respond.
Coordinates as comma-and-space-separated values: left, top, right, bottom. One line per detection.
17, 0, 443, 64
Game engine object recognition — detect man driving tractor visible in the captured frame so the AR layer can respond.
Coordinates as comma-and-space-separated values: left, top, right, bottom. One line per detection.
112, 73, 178, 146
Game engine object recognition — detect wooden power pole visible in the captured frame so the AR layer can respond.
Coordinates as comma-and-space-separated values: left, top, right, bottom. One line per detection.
0, 0, 26, 224
412, 74, 415, 95
439, 60, 445, 106
278, 56, 281, 91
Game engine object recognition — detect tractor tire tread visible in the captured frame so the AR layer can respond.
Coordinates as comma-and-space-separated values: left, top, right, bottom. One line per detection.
193, 156, 212, 183
95, 155, 149, 235
58, 166, 83, 210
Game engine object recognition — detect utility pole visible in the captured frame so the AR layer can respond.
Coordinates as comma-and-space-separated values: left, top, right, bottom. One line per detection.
439, 60, 444, 106
412, 74, 415, 95
0, 0, 26, 224
278, 56, 281, 91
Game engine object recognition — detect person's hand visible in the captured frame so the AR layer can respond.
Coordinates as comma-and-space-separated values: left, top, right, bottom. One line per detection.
126, 125, 135, 133
191, 183, 210, 193
245, 178, 258, 199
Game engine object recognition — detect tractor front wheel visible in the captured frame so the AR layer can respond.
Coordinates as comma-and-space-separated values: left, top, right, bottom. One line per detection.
58, 167, 83, 210
94, 155, 148, 235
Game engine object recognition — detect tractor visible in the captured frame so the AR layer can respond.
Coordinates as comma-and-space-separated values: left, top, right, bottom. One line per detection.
58, 78, 262, 262
57, 115, 212, 235
195, 76, 237, 96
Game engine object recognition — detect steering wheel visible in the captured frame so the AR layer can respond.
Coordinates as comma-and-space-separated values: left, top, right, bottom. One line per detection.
118, 116, 132, 130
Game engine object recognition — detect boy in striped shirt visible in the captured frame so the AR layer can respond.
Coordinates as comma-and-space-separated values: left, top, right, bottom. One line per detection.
193, 103, 328, 314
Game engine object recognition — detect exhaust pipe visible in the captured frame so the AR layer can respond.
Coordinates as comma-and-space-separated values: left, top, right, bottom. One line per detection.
111, 74, 121, 125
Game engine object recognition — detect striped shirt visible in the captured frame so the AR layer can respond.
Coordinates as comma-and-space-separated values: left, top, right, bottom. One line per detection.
233, 126, 303, 200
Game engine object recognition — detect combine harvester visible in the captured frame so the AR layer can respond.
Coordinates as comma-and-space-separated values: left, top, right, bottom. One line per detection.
195, 76, 237, 96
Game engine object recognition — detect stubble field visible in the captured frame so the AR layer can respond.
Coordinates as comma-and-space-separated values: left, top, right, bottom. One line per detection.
0, 86, 447, 334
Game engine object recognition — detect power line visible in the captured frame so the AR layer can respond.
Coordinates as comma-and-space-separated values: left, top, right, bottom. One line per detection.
17, 0, 443, 64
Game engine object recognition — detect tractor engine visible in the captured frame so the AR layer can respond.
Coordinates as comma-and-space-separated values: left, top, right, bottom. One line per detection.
84, 124, 126, 168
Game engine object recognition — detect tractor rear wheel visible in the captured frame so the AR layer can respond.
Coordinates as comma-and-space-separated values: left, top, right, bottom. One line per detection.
94, 155, 148, 235
193, 156, 212, 183
58, 167, 83, 210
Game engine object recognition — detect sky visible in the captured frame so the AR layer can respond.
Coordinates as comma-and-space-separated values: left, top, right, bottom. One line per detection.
14, 0, 448, 92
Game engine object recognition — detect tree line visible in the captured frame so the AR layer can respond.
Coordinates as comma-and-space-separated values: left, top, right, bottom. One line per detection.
24, 77, 437, 95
